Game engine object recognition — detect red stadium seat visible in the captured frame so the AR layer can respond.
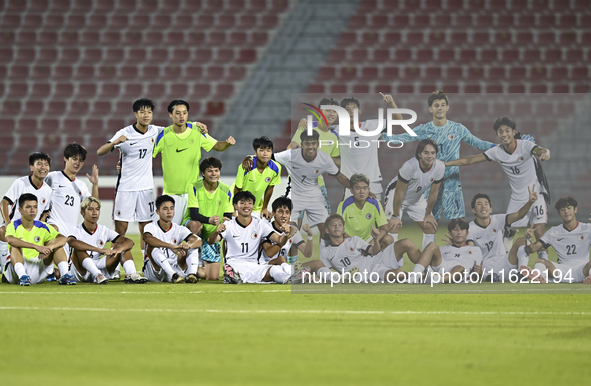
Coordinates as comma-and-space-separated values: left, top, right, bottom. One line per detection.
185, 66, 203, 79
46, 101, 66, 116
96, 66, 117, 80
317, 67, 336, 81
10, 66, 29, 78
192, 84, 211, 97
229, 32, 247, 45
53, 66, 73, 79
102, 32, 121, 46
65, 15, 86, 29
31, 83, 51, 98
104, 49, 124, 64
383, 67, 399, 78
529, 66, 547, 80
16, 48, 35, 62
227, 66, 246, 80
238, 49, 257, 63
566, 49, 584, 62
0, 31, 16, 45
186, 32, 205, 45
23, 15, 42, 29
261, 15, 278, 28
238, 15, 257, 29
250, 32, 269, 46
141, 66, 160, 78
196, 15, 214, 29
446, 67, 463, 79
84, 119, 104, 133
38, 48, 58, 63
424, 67, 442, 79
205, 66, 225, 80
522, 49, 541, 63
371, 49, 390, 62
7, 83, 28, 98
54, 84, 74, 99
214, 49, 235, 63
214, 84, 234, 98
88, 15, 109, 30
59, 48, 80, 63
571, 67, 588, 79
81, 48, 102, 64
543, 49, 562, 62
2, 101, 21, 116
91, 102, 112, 116
529, 84, 547, 93
153, 15, 172, 29
62, 119, 82, 133
162, 66, 182, 80
218, 15, 235, 29
437, 49, 454, 61
119, 66, 138, 79
195, 49, 213, 63
394, 49, 411, 61
467, 67, 484, 79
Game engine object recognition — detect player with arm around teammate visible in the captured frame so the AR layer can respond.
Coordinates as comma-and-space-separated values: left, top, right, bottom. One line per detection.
143, 195, 203, 284
67, 197, 147, 284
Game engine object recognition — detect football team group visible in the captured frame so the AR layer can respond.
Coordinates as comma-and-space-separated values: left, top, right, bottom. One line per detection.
1, 91, 590, 286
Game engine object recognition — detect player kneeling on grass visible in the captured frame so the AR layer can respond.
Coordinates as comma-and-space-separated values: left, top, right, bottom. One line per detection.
3, 193, 74, 286
208, 191, 309, 284
67, 197, 146, 284
143, 195, 202, 283
417, 219, 483, 284
516, 196, 591, 284
308, 214, 425, 284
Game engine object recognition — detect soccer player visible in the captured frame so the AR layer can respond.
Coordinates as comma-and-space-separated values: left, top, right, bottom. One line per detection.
336, 173, 393, 249
382, 91, 497, 220
143, 195, 202, 283
153, 99, 236, 224
445, 116, 551, 259
3, 194, 75, 285
183, 157, 233, 281
385, 139, 444, 249
314, 214, 426, 284
208, 191, 308, 284
234, 136, 281, 220
259, 196, 314, 266
67, 197, 147, 284
273, 130, 350, 235
96, 98, 160, 239
466, 187, 539, 281
517, 196, 591, 284
418, 219, 483, 284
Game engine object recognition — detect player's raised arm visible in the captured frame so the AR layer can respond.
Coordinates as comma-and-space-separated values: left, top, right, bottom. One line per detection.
507, 185, 539, 226
424, 181, 441, 231
460, 125, 495, 151
86, 164, 99, 199
207, 222, 226, 245
0, 198, 11, 228
388, 179, 407, 233
212, 136, 236, 152
445, 153, 487, 167
297, 224, 314, 258
97, 135, 127, 156
533, 146, 551, 161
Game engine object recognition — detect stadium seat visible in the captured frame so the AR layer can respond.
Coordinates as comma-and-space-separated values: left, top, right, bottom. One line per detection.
89, 15, 109, 30
10, 66, 29, 78
227, 66, 246, 80
7, 83, 28, 98
192, 84, 211, 97
185, 66, 203, 79
104, 49, 124, 64
54, 84, 74, 99
23, 14, 42, 29
31, 83, 51, 98
214, 84, 234, 98
16, 48, 35, 62
214, 49, 235, 63
38, 48, 58, 63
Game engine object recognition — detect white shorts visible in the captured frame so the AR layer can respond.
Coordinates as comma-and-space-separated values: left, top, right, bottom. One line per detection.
548, 261, 588, 283
291, 203, 329, 228
368, 243, 403, 280
344, 181, 383, 202
227, 260, 271, 283
113, 189, 156, 223
142, 258, 189, 282
384, 189, 429, 223
166, 193, 188, 225
70, 260, 118, 283
4, 258, 50, 284
506, 195, 547, 228
483, 253, 516, 280
438, 258, 473, 274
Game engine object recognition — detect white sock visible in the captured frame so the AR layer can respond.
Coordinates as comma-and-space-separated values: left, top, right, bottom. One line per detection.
389, 233, 399, 242
57, 261, 69, 276
281, 263, 291, 275
187, 249, 199, 275
537, 250, 548, 260
115, 262, 121, 273
409, 263, 426, 284
517, 245, 530, 268
82, 258, 101, 278
431, 263, 442, 273
534, 262, 548, 279
269, 265, 290, 284
152, 249, 175, 277
123, 260, 136, 275
14, 262, 26, 277
96, 257, 107, 269
422, 233, 436, 250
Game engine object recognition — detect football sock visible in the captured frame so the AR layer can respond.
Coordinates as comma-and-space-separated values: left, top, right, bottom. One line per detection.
187, 249, 199, 275
151, 249, 175, 278
409, 263, 426, 284
82, 258, 101, 278
389, 233, 399, 242
431, 263, 442, 273
537, 250, 548, 260
269, 265, 290, 284
517, 245, 530, 268
122, 260, 137, 275
14, 262, 26, 278
57, 261, 69, 276
422, 233, 436, 250
281, 262, 291, 275
534, 263, 548, 281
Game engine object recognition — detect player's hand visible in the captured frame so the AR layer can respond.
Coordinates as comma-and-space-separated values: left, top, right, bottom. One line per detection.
176, 249, 187, 258
527, 184, 538, 204
278, 223, 290, 234
180, 243, 190, 251
524, 223, 539, 240
241, 155, 253, 171
194, 121, 208, 134
116, 160, 121, 174
86, 164, 99, 185
302, 224, 313, 237
261, 208, 270, 220
441, 233, 453, 245
387, 217, 402, 233
225, 136, 236, 146
222, 216, 232, 222
216, 223, 226, 233
368, 191, 377, 200
101, 248, 117, 257
115, 135, 128, 145
540, 149, 550, 161
521, 134, 535, 143
379, 92, 394, 105
297, 118, 307, 132
35, 245, 53, 256
370, 227, 380, 240
473, 263, 483, 275
423, 214, 438, 231
209, 215, 221, 226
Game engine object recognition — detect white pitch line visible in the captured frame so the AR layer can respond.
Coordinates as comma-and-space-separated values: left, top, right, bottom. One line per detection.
0, 306, 589, 316
0, 289, 293, 295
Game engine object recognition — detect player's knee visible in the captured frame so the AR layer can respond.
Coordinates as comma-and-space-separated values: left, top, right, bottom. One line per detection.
188, 221, 203, 234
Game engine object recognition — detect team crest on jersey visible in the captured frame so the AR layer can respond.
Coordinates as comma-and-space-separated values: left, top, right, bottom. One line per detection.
216, 200, 221, 206
314, 169, 319, 174
429, 178, 434, 183
172, 239, 177, 244
97, 240, 104, 247
34, 236, 40, 243
116, 210, 121, 216
41, 197, 46, 204
150, 138, 155, 144
265, 177, 271, 183
348, 247, 354, 252
77, 189, 82, 196
491, 228, 497, 235
251, 232, 258, 239
188, 138, 195, 145
467, 250, 473, 255
447, 134, 455, 141
518, 156, 525, 162
578, 235, 584, 241
366, 213, 372, 220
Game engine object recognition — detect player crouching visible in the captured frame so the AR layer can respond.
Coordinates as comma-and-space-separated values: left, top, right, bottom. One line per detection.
143, 195, 202, 283
68, 197, 146, 284
4, 194, 74, 286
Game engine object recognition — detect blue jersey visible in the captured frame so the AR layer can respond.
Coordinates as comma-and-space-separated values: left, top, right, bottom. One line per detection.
382, 120, 493, 190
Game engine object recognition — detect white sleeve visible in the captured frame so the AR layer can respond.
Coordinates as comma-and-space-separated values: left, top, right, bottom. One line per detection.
108, 129, 124, 146
473, 249, 483, 266
352, 236, 371, 252
260, 220, 275, 240
107, 228, 121, 243
44, 172, 55, 188
291, 230, 304, 247
80, 183, 91, 200
274, 150, 291, 166
220, 220, 230, 239
483, 146, 498, 162
434, 161, 445, 182
178, 226, 193, 243
320, 248, 333, 268
143, 223, 156, 236
324, 154, 339, 176
398, 161, 412, 182
3, 179, 22, 205
522, 140, 536, 155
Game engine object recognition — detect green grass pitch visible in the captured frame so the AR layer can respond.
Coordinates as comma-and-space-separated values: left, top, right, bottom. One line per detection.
1, 225, 590, 385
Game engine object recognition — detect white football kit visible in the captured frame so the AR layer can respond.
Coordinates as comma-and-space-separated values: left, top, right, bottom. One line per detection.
274, 149, 339, 226
539, 222, 591, 283
468, 214, 516, 279
45, 171, 91, 237
68, 223, 121, 282
437, 245, 483, 274
384, 158, 445, 222
2, 175, 52, 225
259, 221, 305, 264
110, 124, 160, 222
483, 140, 547, 228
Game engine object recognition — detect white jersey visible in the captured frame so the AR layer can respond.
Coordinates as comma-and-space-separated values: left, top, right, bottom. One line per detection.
468, 214, 508, 261
484, 139, 540, 201
440, 245, 483, 271
337, 120, 383, 182
221, 216, 274, 264
539, 222, 591, 265
69, 223, 120, 260
320, 236, 374, 273
109, 124, 161, 192
390, 158, 445, 207
144, 220, 194, 261
45, 171, 91, 236
274, 149, 339, 207
259, 221, 305, 264
2, 176, 52, 224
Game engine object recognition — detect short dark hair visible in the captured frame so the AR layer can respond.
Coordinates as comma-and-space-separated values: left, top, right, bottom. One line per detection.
318, 97, 339, 109
555, 196, 577, 211
300, 129, 320, 143
19, 193, 38, 208
415, 138, 438, 160
64, 143, 87, 161
323, 214, 345, 243
493, 116, 516, 132
252, 136, 274, 152
233, 190, 256, 205
340, 97, 360, 109
448, 218, 470, 233
167, 99, 190, 113
199, 157, 222, 175
272, 196, 292, 213
471, 193, 491, 209
428, 91, 449, 107
29, 152, 51, 166
132, 98, 154, 113
156, 195, 175, 210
